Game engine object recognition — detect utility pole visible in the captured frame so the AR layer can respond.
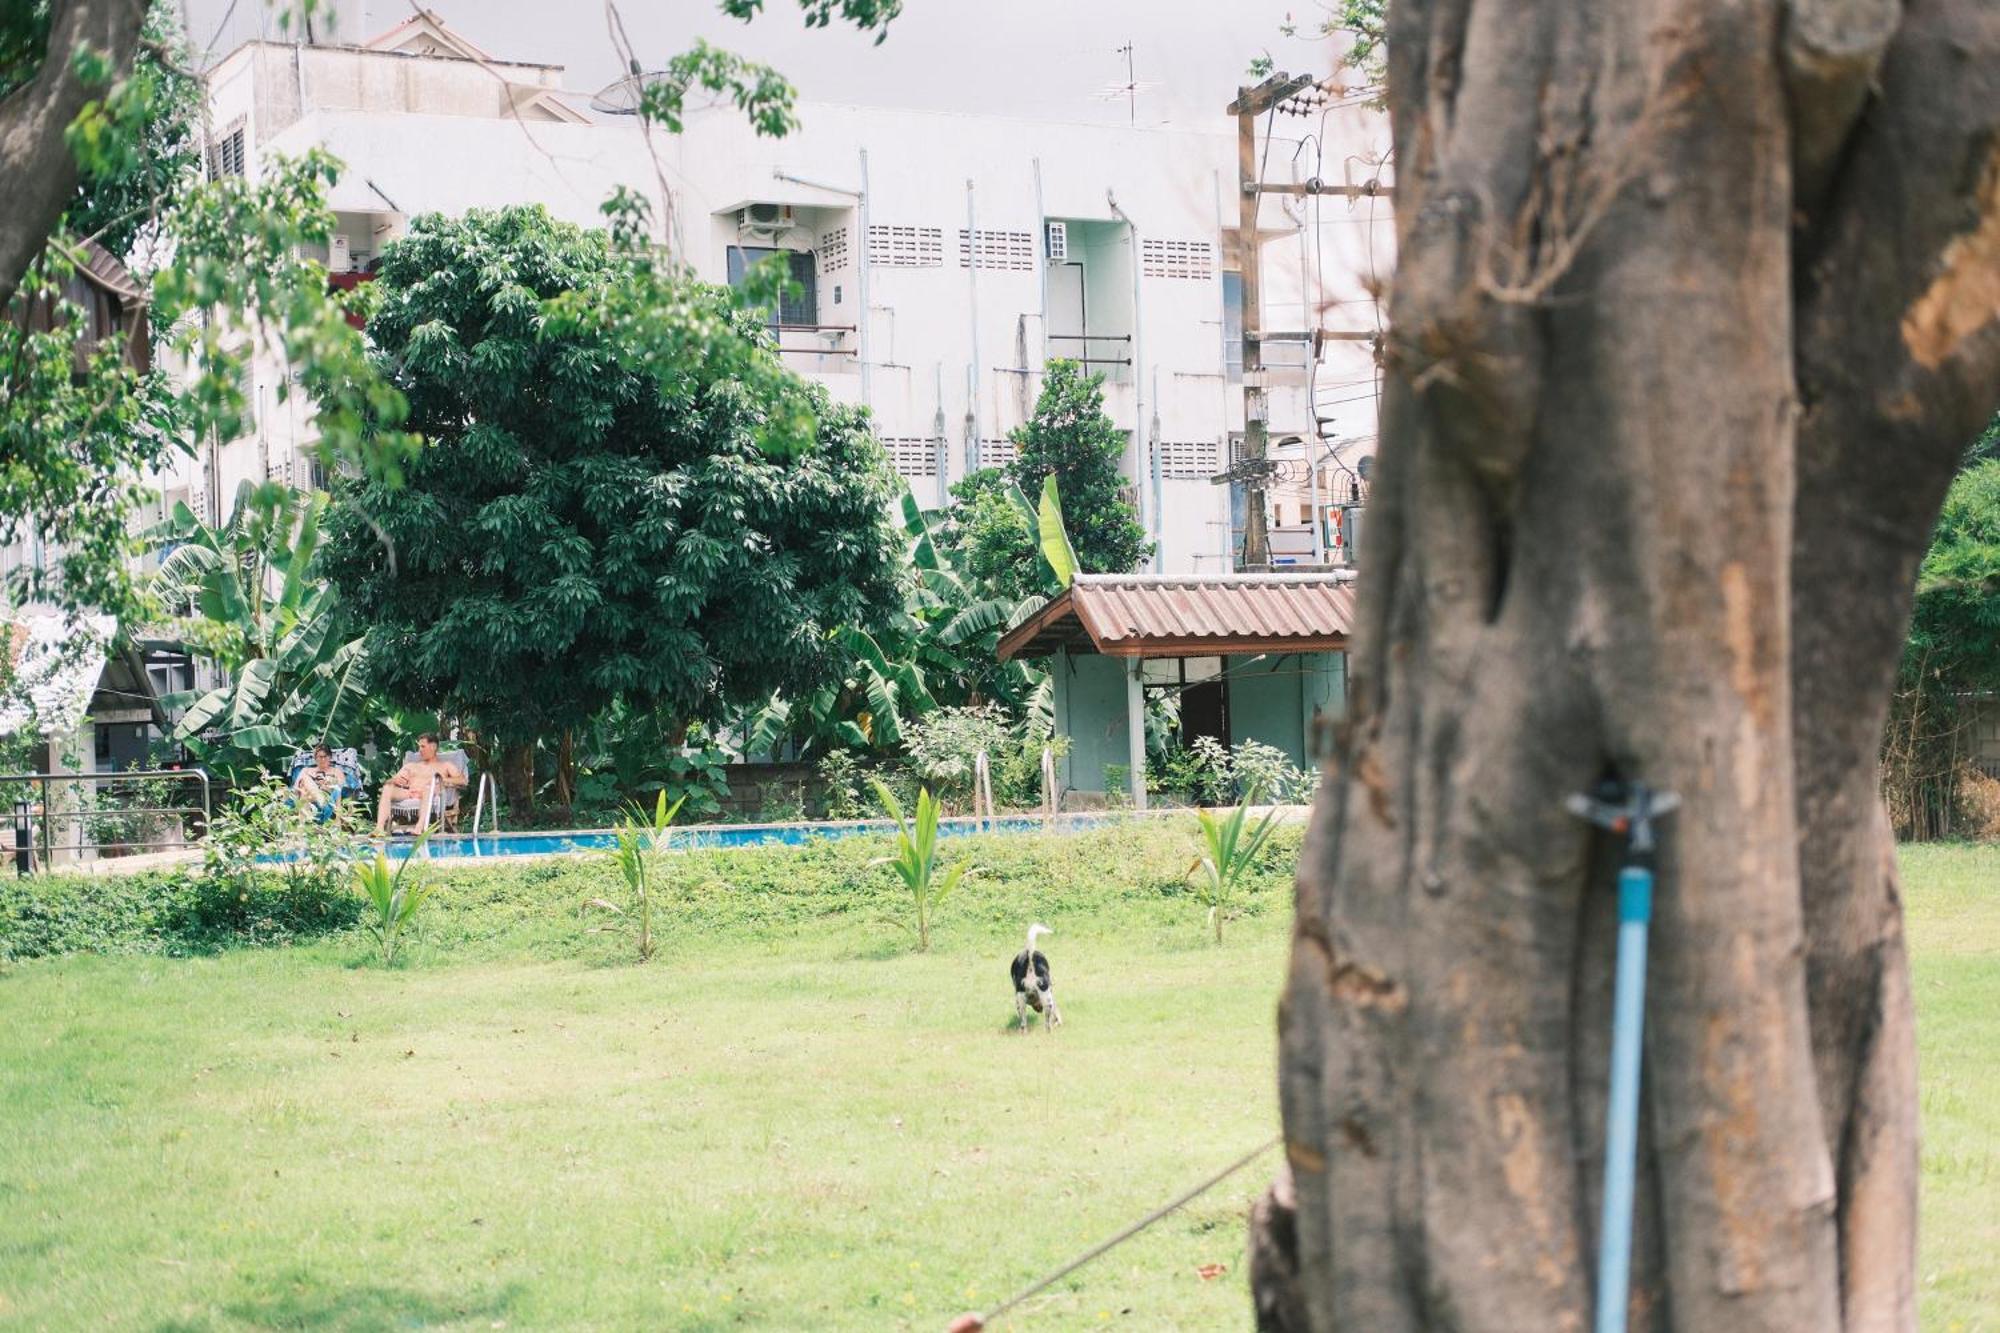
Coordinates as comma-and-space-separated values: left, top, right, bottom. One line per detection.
1229, 74, 1311, 570
1225, 73, 1382, 570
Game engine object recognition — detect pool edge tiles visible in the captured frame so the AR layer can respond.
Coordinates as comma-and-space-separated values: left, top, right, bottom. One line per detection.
280, 810, 1160, 863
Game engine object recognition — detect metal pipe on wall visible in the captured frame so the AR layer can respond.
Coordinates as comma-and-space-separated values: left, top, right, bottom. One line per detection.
856, 148, 873, 413
1105, 191, 1152, 562
1032, 157, 1049, 368
965, 179, 982, 478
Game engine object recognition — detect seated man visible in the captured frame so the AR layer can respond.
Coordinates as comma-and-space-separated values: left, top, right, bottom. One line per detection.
293, 744, 350, 822
373, 733, 467, 836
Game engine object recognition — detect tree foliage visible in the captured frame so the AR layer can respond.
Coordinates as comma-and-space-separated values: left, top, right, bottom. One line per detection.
1886, 450, 2000, 838
320, 206, 905, 763
3, 0, 412, 622
1004, 359, 1148, 577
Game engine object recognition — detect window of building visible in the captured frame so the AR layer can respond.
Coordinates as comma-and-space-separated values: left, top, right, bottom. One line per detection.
726, 246, 817, 327
206, 124, 246, 179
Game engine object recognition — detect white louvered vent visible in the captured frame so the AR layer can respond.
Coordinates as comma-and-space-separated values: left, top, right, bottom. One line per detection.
980, 438, 1019, 470
1044, 220, 1067, 261
881, 436, 939, 477
817, 227, 850, 273
205, 122, 247, 179
958, 229, 1035, 271
1155, 438, 1220, 479
868, 225, 943, 268
1141, 238, 1215, 280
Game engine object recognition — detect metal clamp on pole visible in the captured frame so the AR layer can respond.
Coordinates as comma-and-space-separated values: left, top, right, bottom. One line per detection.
1564, 780, 1679, 1333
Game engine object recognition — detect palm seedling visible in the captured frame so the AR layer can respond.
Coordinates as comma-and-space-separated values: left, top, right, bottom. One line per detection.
870, 780, 974, 951
587, 790, 685, 961
1187, 785, 1284, 943
353, 832, 434, 965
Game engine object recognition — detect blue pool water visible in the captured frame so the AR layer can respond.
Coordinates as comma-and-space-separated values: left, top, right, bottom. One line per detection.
356, 812, 1117, 862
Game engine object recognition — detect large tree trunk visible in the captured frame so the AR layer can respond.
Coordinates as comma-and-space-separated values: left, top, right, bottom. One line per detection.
500, 741, 536, 815
1252, 1, 2000, 1329
0, 0, 149, 307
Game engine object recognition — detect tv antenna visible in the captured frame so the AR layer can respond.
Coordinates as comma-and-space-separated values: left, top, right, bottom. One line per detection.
1094, 43, 1157, 126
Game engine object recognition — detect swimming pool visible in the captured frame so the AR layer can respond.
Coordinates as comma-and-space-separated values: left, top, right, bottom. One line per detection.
358, 812, 1123, 862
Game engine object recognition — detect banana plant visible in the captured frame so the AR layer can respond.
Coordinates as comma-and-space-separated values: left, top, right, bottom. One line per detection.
743, 486, 1059, 759
1187, 785, 1285, 943
1037, 473, 1078, 589
870, 779, 975, 951
151, 482, 376, 781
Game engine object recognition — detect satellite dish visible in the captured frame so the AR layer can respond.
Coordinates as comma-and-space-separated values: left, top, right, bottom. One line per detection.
590, 62, 670, 116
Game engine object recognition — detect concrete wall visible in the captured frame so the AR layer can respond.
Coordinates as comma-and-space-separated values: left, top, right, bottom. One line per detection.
1225, 651, 1346, 767
1053, 650, 1134, 796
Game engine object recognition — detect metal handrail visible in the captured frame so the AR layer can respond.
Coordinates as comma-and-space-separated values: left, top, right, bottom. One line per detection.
1047, 333, 1134, 343
2, 768, 212, 872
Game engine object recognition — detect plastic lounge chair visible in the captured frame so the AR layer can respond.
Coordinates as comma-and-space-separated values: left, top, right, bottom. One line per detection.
284, 747, 363, 821
387, 747, 472, 835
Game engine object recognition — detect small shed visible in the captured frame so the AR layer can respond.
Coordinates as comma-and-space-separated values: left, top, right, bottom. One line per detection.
996, 573, 1354, 808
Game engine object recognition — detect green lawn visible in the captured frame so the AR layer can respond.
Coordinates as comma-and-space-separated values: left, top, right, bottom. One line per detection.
0, 829, 1992, 1330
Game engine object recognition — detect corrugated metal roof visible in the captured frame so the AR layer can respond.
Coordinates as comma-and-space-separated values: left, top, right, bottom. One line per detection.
997, 573, 1355, 660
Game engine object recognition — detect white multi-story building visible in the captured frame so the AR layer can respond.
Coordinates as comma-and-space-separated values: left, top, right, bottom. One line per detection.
187, 11, 1392, 572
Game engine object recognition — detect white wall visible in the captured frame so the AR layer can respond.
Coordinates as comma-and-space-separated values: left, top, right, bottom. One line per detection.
198, 37, 1394, 574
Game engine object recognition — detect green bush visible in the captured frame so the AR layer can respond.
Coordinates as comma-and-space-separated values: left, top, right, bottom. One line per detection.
815, 750, 866, 820
0, 866, 359, 961
0, 817, 1305, 964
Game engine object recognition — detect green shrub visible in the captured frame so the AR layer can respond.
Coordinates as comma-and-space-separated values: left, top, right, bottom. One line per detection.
0, 817, 1305, 963
815, 750, 866, 820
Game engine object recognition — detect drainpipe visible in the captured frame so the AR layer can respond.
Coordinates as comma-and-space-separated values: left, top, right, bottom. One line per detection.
965, 179, 982, 477
1032, 157, 1049, 367
1106, 191, 1152, 562
856, 149, 873, 413
1149, 367, 1164, 573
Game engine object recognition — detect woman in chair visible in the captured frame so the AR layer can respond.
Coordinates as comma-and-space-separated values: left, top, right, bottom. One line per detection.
293, 744, 350, 822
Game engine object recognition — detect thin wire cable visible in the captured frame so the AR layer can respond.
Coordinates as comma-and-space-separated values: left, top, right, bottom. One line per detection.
966, 1134, 1282, 1328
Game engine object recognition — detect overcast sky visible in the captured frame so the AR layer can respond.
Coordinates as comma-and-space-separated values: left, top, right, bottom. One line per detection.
180, 0, 1364, 129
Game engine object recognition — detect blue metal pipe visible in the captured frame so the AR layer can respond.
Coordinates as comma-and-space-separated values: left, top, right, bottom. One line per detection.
1595, 862, 1654, 1333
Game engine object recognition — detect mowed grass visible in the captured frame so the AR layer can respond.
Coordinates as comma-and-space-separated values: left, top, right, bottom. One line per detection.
0, 828, 1992, 1330
1902, 843, 2000, 1331
0, 821, 1293, 1330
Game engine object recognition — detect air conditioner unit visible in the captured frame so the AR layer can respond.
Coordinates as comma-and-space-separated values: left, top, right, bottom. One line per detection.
328, 234, 352, 273
1044, 220, 1067, 261
737, 203, 797, 239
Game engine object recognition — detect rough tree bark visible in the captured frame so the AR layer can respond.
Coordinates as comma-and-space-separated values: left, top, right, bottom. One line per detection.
500, 741, 537, 815
1250, 1, 2000, 1330
0, 0, 149, 309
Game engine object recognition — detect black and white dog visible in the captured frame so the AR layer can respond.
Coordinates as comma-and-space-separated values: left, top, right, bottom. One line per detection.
1010, 923, 1062, 1033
